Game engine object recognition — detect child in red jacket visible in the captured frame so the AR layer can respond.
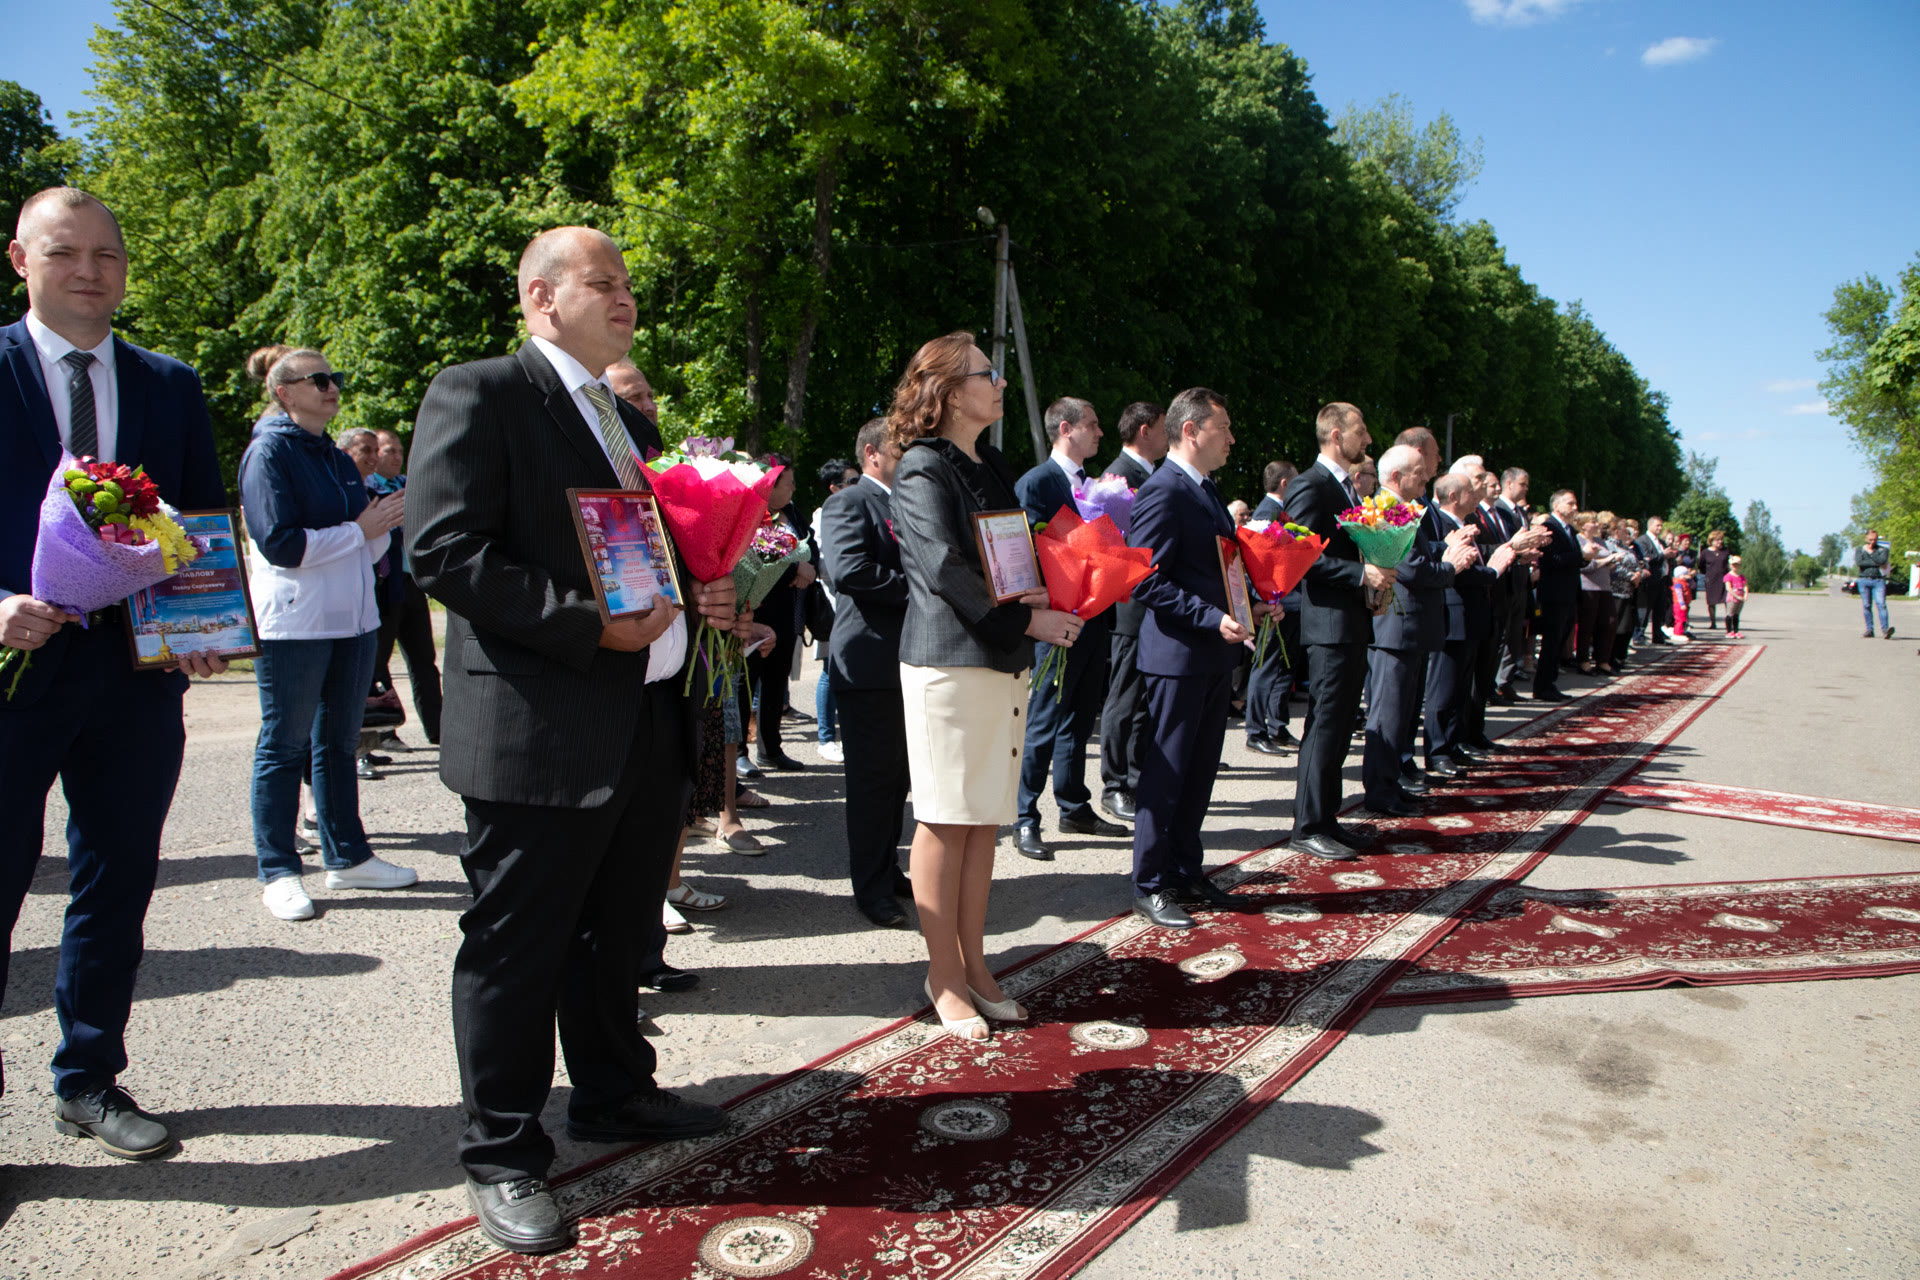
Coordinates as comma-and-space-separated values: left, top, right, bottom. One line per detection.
1670, 563, 1695, 640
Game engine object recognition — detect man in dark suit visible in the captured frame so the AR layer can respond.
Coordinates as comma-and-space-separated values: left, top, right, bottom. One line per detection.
1284, 402, 1397, 861
1361, 447, 1475, 817
1, 188, 227, 1159
1532, 488, 1586, 702
1491, 467, 1534, 698
1245, 460, 1301, 756
1635, 516, 1672, 644
1424, 472, 1515, 769
1128, 388, 1271, 929
1012, 396, 1125, 860
407, 227, 741, 1254
821, 418, 915, 928
1096, 400, 1165, 823
1454, 457, 1540, 751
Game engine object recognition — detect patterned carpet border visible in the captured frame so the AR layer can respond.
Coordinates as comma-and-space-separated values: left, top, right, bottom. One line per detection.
332, 645, 1760, 1280
1604, 780, 1920, 844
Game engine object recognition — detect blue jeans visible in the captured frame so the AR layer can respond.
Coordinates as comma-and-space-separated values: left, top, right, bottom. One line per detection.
815, 673, 839, 743
252, 633, 378, 884
1861, 579, 1889, 633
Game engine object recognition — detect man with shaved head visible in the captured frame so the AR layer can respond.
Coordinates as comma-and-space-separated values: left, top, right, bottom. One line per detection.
407, 225, 745, 1253
2, 188, 227, 1160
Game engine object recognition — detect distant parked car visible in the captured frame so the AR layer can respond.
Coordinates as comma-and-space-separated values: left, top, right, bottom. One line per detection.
1842, 577, 1910, 596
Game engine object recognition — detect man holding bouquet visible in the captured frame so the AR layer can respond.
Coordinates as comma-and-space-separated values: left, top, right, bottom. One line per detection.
407, 226, 744, 1255
1, 188, 227, 1159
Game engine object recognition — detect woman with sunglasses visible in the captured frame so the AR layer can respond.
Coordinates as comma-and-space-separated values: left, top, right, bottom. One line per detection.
238, 346, 416, 921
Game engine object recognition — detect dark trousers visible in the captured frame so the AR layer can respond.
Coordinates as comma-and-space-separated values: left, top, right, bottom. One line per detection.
1132, 668, 1232, 895
746, 626, 799, 755
0, 622, 184, 1099
1639, 581, 1669, 642
1291, 641, 1367, 838
1099, 631, 1149, 803
837, 687, 910, 910
376, 576, 443, 742
452, 684, 688, 1184
1576, 591, 1616, 666
1244, 621, 1295, 740
1465, 625, 1499, 746
1494, 585, 1529, 688
1424, 636, 1477, 764
1533, 599, 1574, 694
1363, 646, 1422, 807
1018, 626, 1108, 828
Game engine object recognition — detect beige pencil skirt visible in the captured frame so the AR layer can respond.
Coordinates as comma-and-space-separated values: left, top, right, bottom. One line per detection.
900, 662, 1028, 826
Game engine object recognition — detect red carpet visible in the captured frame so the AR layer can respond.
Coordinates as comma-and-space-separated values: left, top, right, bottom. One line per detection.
335, 645, 1756, 1280
1604, 780, 1920, 844
1380, 871, 1920, 1004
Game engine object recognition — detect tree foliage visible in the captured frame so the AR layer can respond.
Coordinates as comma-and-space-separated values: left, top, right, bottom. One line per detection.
1821, 256, 1920, 556
1333, 92, 1484, 222
1740, 499, 1788, 593
1, 80, 76, 318
1665, 449, 1740, 553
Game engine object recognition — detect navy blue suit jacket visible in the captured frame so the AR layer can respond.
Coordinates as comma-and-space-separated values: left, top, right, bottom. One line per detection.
1436, 506, 1497, 642
1130, 462, 1239, 678
1534, 514, 1585, 607
1371, 499, 1455, 653
1015, 457, 1080, 532
0, 318, 224, 703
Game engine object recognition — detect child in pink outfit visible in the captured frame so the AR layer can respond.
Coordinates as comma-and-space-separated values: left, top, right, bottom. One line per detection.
1670, 564, 1695, 639
1724, 557, 1748, 638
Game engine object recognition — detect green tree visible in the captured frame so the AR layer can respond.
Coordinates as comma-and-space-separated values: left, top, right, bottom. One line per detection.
1817, 532, 1846, 570
1819, 256, 1920, 553
1, 80, 76, 318
1787, 552, 1822, 588
1741, 499, 1788, 593
1332, 92, 1483, 221
1666, 449, 1740, 553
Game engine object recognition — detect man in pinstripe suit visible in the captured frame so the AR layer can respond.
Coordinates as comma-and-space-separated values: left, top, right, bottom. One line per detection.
407, 227, 742, 1255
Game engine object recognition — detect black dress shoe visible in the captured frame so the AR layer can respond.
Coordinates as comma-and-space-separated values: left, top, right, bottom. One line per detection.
860, 900, 909, 928
891, 870, 914, 897
1014, 825, 1052, 861
468, 1176, 572, 1255
364, 752, 393, 766
1287, 833, 1359, 861
1133, 891, 1196, 928
54, 1086, 173, 1160
1465, 737, 1504, 753
640, 965, 699, 993
1176, 877, 1241, 909
1532, 687, 1568, 702
566, 1089, 728, 1143
1425, 757, 1466, 779
1451, 746, 1493, 764
752, 750, 805, 771
1059, 812, 1128, 838
1246, 735, 1288, 756
1399, 773, 1432, 796
355, 756, 381, 780
1489, 685, 1516, 704
1102, 793, 1137, 822
1361, 796, 1421, 819
1331, 822, 1377, 850
1271, 725, 1298, 748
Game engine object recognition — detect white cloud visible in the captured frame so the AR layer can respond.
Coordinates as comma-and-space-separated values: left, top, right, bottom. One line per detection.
1642, 36, 1719, 67
1786, 400, 1830, 416
1466, 0, 1584, 26
1765, 378, 1816, 393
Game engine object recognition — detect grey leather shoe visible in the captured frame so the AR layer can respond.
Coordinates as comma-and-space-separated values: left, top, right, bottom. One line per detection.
54, 1086, 174, 1160
467, 1176, 573, 1255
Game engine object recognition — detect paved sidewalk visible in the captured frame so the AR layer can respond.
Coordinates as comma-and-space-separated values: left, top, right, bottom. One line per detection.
1, 593, 1915, 1279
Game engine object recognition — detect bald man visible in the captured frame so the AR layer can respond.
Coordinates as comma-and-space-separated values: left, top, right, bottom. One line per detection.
407, 226, 745, 1253
2, 187, 226, 1160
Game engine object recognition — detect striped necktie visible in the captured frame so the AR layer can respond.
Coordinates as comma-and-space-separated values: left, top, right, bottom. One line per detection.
64, 350, 99, 460
580, 382, 646, 490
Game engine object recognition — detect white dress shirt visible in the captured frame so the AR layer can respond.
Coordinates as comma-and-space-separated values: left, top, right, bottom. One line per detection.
528, 334, 686, 682
1120, 446, 1156, 475
26, 311, 118, 463
861, 473, 892, 496
1163, 452, 1210, 488
1050, 450, 1090, 490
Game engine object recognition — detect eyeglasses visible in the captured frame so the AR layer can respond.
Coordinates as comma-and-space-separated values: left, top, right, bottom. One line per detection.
964, 367, 1006, 385
298, 371, 347, 392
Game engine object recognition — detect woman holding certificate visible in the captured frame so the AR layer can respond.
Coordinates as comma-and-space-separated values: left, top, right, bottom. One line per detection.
238, 346, 417, 922
888, 332, 1080, 1042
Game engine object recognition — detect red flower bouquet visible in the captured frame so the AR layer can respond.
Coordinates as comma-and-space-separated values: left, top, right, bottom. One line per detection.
1235, 520, 1326, 666
1030, 506, 1157, 696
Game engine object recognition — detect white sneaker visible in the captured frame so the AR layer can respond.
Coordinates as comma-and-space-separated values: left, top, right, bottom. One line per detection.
264, 877, 315, 921
663, 900, 691, 934
818, 741, 844, 763
325, 856, 419, 890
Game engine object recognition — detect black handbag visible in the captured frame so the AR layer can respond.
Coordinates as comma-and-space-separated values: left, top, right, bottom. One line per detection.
803, 581, 835, 644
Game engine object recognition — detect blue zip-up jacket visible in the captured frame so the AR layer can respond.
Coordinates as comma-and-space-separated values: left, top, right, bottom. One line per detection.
238, 413, 388, 638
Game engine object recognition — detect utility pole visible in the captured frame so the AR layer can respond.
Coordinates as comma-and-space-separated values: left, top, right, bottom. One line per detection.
1444, 412, 1457, 465
977, 207, 1046, 461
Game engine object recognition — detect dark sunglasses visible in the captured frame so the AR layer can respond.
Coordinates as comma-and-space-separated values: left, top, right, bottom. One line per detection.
299, 371, 347, 392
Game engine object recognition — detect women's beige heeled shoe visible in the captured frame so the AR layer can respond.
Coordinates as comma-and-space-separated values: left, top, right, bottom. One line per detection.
967, 985, 1028, 1022
924, 979, 990, 1042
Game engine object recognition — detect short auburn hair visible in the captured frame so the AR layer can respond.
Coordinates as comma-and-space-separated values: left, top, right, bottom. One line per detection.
886, 331, 981, 451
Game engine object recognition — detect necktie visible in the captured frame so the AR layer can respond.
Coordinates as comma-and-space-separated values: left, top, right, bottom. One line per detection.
581, 383, 646, 490
64, 350, 99, 460
1202, 475, 1227, 515
1075, 467, 1088, 484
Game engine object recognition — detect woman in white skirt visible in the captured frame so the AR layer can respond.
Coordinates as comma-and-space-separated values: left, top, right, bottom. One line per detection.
888, 332, 1080, 1041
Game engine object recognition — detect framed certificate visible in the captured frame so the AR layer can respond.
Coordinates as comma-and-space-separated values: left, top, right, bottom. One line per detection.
568, 489, 686, 624
1217, 537, 1256, 636
126, 509, 261, 668
972, 509, 1044, 603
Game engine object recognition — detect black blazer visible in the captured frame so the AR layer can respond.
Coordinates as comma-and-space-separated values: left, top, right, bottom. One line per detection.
1372, 499, 1455, 652
1284, 460, 1370, 645
1534, 514, 1585, 608
1439, 507, 1497, 642
406, 341, 683, 809
1131, 461, 1240, 677
756, 501, 818, 642
822, 477, 906, 691
1016, 457, 1080, 531
1105, 451, 1155, 637
893, 436, 1034, 674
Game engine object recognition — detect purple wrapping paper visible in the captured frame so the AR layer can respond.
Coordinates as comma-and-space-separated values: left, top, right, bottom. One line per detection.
31, 452, 177, 616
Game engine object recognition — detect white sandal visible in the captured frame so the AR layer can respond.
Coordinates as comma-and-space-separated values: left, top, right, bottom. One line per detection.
924, 979, 990, 1043
662, 900, 691, 934
667, 883, 727, 912
968, 984, 1028, 1022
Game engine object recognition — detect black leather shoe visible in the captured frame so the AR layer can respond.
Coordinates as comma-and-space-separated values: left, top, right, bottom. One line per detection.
364, 752, 393, 766
567, 1089, 728, 1143
1059, 811, 1128, 837
1176, 877, 1241, 909
54, 1086, 173, 1160
640, 965, 699, 993
1489, 685, 1516, 704
1451, 746, 1493, 764
1246, 735, 1288, 756
467, 1176, 572, 1255
355, 756, 381, 780
1465, 737, 1504, 753
1133, 892, 1196, 928
1015, 825, 1052, 861
752, 750, 805, 771
1361, 796, 1421, 819
860, 900, 909, 928
1270, 725, 1297, 748
1399, 773, 1432, 796
1426, 757, 1466, 779
1331, 822, 1376, 850
1533, 688, 1569, 702
1102, 793, 1137, 822
1287, 833, 1359, 861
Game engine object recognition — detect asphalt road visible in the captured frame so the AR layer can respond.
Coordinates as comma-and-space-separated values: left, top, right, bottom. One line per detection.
1, 590, 1914, 1280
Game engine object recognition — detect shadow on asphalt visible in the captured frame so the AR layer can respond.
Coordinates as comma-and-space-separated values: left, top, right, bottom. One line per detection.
3, 946, 383, 1019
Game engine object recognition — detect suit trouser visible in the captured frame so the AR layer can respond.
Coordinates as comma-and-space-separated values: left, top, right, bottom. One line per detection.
1612, 598, 1637, 665
1465, 625, 1499, 746
1244, 621, 1294, 740
1494, 586, 1529, 688
0, 623, 184, 1099
1098, 632, 1148, 803
1533, 599, 1574, 694
376, 576, 443, 742
1018, 627, 1108, 828
1292, 641, 1367, 838
747, 626, 799, 754
1363, 646, 1423, 807
837, 687, 910, 910
1132, 669, 1233, 895
1639, 582, 1669, 641
453, 683, 687, 1184
1425, 636, 1478, 764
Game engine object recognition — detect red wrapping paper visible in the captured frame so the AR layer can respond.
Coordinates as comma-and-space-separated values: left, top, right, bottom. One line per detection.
644, 462, 785, 583
1034, 506, 1156, 618
1235, 523, 1326, 602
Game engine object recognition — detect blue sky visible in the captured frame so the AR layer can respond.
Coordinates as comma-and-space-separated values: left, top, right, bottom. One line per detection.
8, 0, 1917, 550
